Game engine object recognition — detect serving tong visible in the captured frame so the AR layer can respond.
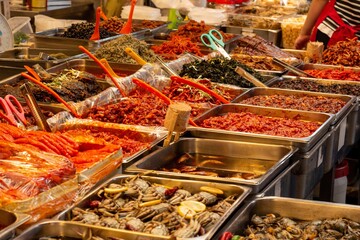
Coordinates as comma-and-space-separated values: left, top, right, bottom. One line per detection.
272, 57, 313, 78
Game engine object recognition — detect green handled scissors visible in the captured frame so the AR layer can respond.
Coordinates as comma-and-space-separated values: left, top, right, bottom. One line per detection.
200, 29, 231, 59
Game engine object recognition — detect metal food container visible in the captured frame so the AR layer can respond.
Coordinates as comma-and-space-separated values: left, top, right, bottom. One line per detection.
213, 196, 360, 239
270, 76, 360, 146
255, 161, 299, 198
31, 28, 149, 50
0, 66, 26, 80
46, 58, 142, 78
282, 49, 306, 60
299, 63, 360, 72
55, 119, 168, 167
0, 210, 30, 240
126, 138, 297, 194
13, 220, 172, 240
221, 25, 282, 47
188, 104, 334, 153
54, 174, 251, 240
0, 48, 85, 69
2, 178, 78, 225
290, 132, 330, 198
232, 87, 356, 172
233, 87, 355, 126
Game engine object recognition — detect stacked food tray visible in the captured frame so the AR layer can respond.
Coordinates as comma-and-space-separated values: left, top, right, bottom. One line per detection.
0, 210, 30, 240
0, 48, 85, 69
271, 76, 360, 162
126, 138, 297, 194
233, 87, 356, 173
214, 197, 360, 239
53, 175, 251, 240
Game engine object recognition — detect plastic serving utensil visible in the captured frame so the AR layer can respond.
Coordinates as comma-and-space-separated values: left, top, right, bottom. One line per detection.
100, 58, 123, 80
120, 0, 137, 34
125, 47, 148, 65
90, 7, 102, 41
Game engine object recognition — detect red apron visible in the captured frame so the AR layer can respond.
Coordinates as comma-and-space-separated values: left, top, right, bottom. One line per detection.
310, 0, 360, 46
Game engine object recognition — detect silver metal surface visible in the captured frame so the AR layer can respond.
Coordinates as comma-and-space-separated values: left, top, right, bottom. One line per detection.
13, 220, 172, 240
20, 83, 52, 132
255, 161, 299, 198
31, 28, 149, 50
126, 138, 297, 193
290, 132, 329, 198
273, 57, 312, 77
0, 210, 30, 240
214, 196, 360, 239
54, 174, 251, 240
222, 25, 282, 47
0, 65, 24, 80
0, 47, 85, 69
233, 87, 356, 126
188, 104, 334, 152
299, 63, 360, 72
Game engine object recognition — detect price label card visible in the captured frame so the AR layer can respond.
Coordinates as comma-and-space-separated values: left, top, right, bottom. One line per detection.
317, 146, 324, 167
337, 120, 347, 151
275, 180, 281, 196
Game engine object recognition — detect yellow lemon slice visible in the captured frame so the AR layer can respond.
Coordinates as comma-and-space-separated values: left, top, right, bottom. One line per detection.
180, 200, 206, 213
177, 205, 196, 219
200, 186, 224, 195
139, 199, 162, 207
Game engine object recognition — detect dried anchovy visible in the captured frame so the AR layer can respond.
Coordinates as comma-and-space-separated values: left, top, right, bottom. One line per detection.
62, 22, 113, 40
272, 78, 360, 96
180, 57, 266, 88
95, 35, 157, 64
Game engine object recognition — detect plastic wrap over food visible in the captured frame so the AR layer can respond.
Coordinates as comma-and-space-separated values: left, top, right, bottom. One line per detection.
0, 140, 78, 223
166, 53, 200, 75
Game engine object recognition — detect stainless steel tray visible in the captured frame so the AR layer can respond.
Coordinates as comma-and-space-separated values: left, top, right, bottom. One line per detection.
31, 28, 149, 50
0, 66, 26, 80
255, 160, 299, 198
0, 210, 30, 240
54, 174, 251, 240
221, 25, 282, 47
13, 220, 172, 240
300, 63, 360, 72
126, 138, 297, 193
0, 47, 85, 69
188, 104, 334, 152
213, 196, 360, 239
290, 132, 329, 198
46, 58, 142, 78
233, 87, 356, 126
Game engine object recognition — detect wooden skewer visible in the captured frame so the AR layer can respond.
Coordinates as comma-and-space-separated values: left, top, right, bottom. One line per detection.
21, 72, 80, 118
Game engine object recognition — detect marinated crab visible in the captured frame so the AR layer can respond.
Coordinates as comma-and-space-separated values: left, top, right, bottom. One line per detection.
69, 176, 237, 238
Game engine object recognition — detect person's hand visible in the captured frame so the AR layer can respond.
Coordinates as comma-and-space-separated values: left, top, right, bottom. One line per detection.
295, 35, 311, 49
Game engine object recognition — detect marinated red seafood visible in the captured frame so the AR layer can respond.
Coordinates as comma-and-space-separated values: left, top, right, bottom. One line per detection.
199, 112, 321, 138
169, 20, 233, 43
304, 68, 360, 81
0, 140, 76, 204
83, 81, 237, 126
239, 94, 346, 114
151, 36, 204, 60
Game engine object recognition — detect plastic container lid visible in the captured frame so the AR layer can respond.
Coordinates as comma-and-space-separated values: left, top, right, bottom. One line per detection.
335, 160, 349, 178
